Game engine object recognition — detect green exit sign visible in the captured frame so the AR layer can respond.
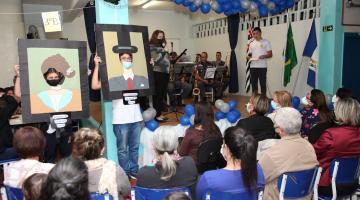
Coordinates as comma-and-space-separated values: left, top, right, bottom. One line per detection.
323, 25, 334, 32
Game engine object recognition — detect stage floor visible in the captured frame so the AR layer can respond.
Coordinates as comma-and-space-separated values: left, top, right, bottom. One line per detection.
89, 94, 251, 126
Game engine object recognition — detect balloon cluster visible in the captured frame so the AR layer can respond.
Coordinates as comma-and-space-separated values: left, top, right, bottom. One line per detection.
180, 104, 195, 126
143, 108, 159, 132
174, 0, 299, 17
215, 99, 241, 123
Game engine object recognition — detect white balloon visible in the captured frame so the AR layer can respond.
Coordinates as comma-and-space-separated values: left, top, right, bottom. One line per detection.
260, 0, 268, 5
211, 1, 219, 10
147, 107, 157, 119
249, 2, 258, 12
267, 1, 275, 10
193, 0, 202, 6
240, 0, 251, 9
202, 0, 210, 4
190, 114, 195, 125
220, 103, 230, 113
215, 99, 225, 110
142, 110, 153, 122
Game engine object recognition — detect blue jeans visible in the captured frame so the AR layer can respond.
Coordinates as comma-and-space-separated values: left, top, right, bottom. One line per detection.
113, 121, 142, 176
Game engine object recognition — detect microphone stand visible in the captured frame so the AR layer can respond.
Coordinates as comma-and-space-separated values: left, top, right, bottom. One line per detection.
165, 48, 187, 121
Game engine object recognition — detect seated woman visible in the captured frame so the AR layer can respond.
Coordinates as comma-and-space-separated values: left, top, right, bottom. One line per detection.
72, 128, 131, 200
22, 173, 47, 200
196, 127, 265, 199
236, 93, 276, 141
300, 89, 333, 137
313, 98, 360, 196
178, 101, 222, 164
40, 156, 89, 200
4, 126, 54, 188
267, 90, 292, 122
137, 127, 198, 189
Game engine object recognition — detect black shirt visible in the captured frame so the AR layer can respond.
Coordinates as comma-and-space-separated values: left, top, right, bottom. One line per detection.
308, 121, 337, 144
137, 156, 198, 189
236, 115, 277, 141
0, 95, 18, 152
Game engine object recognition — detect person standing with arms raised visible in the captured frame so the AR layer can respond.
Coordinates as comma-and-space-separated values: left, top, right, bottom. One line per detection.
248, 27, 272, 95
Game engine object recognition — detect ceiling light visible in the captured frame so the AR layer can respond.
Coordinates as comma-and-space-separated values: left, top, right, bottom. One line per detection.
142, 0, 160, 9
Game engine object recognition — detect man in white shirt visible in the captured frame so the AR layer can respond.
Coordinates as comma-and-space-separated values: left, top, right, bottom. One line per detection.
248, 27, 272, 95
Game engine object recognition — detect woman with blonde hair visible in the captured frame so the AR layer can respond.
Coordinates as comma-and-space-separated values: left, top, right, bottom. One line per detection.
72, 128, 130, 200
313, 98, 360, 196
267, 90, 292, 122
137, 126, 198, 189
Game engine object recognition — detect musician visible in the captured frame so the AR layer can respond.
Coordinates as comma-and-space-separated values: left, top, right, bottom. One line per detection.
195, 52, 223, 100
213, 51, 230, 97
167, 52, 192, 109
149, 30, 170, 122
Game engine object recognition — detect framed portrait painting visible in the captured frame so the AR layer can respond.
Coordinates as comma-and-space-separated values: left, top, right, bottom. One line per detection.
95, 24, 154, 100
18, 39, 89, 123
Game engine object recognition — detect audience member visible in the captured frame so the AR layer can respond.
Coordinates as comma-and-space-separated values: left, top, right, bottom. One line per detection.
0, 90, 19, 160
40, 156, 89, 200
196, 127, 265, 199
72, 128, 130, 200
4, 126, 54, 188
300, 89, 332, 137
259, 107, 318, 199
267, 90, 292, 122
22, 173, 47, 200
5, 86, 15, 96
0, 88, 5, 97
332, 87, 355, 108
137, 127, 198, 189
313, 98, 360, 196
179, 101, 222, 164
237, 93, 276, 141
165, 192, 191, 200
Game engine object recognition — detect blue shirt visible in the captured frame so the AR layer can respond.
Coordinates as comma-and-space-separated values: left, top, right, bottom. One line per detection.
196, 164, 265, 199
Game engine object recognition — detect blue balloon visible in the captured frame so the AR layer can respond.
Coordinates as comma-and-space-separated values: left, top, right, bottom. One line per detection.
214, 6, 223, 13
201, 4, 211, 14
239, 6, 247, 13
175, 0, 184, 5
224, 10, 233, 16
182, 0, 191, 7
184, 104, 195, 116
232, 110, 241, 119
232, 0, 240, 9
226, 111, 238, 123
222, 2, 232, 11
189, 3, 199, 12
180, 115, 191, 126
270, 6, 279, 14
272, 0, 281, 4
259, 5, 268, 17
217, 0, 229, 4
215, 111, 226, 121
228, 100, 238, 110
292, 96, 300, 109
287, 0, 294, 8
146, 119, 158, 132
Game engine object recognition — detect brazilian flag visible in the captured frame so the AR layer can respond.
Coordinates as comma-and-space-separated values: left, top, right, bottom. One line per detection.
283, 23, 298, 87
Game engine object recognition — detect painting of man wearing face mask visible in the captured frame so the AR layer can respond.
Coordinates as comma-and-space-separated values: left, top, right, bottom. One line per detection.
30, 54, 82, 113
108, 46, 149, 91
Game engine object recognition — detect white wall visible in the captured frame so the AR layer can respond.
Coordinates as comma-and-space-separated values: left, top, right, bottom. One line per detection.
0, 0, 25, 88
129, 9, 195, 57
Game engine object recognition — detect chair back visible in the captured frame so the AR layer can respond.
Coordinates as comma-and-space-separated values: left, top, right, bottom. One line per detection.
197, 138, 225, 173
90, 192, 114, 200
130, 186, 191, 200
202, 189, 262, 200
277, 166, 321, 200
329, 157, 360, 184
4, 185, 23, 200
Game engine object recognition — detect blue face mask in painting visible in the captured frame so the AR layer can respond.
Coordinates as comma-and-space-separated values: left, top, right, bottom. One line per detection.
122, 61, 133, 69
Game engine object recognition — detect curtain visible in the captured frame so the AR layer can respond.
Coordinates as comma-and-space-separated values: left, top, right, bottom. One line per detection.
227, 14, 240, 93
83, 2, 100, 101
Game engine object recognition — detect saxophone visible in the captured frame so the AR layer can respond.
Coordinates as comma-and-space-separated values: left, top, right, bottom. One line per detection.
192, 66, 200, 98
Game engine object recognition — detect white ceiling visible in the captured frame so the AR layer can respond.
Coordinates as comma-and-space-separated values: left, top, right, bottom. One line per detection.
129, 0, 189, 12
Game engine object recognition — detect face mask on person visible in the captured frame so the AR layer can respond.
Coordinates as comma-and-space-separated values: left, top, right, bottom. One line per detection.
271, 100, 280, 110
122, 61, 133, 69
301, 96, 310, 106
46, 79, 60, 86
246, 102, 253, 114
